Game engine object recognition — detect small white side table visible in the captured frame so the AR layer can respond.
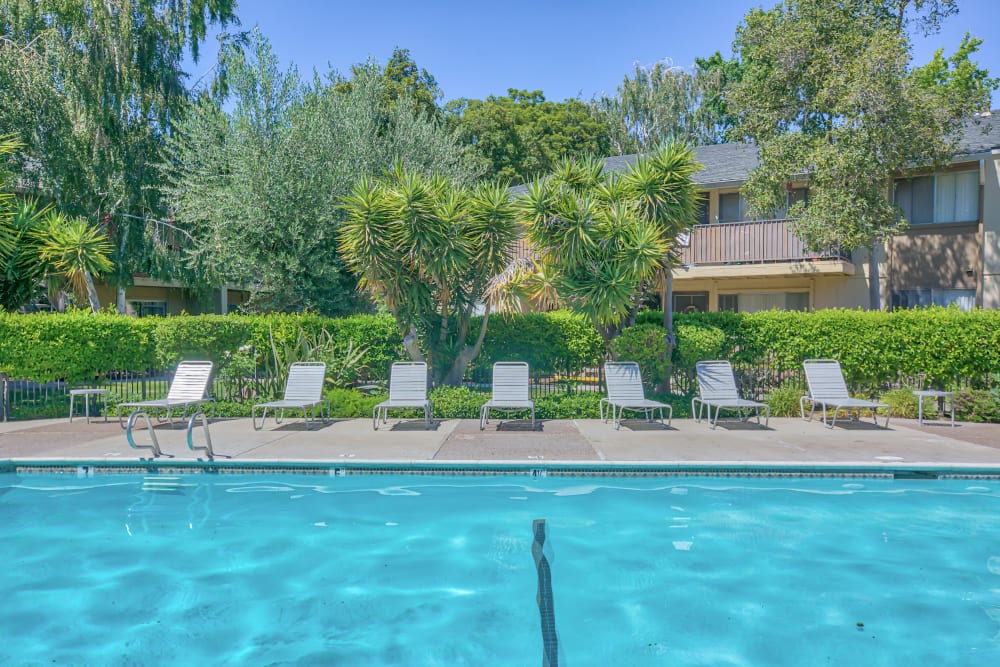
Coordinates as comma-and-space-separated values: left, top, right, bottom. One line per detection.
913, 390, 955, 427
69, 388, 108, 424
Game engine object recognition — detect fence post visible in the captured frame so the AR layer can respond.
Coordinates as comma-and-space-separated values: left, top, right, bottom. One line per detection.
1, 373, 7, 422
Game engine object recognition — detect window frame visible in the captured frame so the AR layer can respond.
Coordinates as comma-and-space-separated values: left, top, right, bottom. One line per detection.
893, 169, 980, 226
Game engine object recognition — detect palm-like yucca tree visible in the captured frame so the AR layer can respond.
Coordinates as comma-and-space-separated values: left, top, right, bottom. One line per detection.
622, 143, 702, 345
1, 198, 52, 310
509, 146, 698, 343
33, 211, 114, 312
339, 165, 518, 386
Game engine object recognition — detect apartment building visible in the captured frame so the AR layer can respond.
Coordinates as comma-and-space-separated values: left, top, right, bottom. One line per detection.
589, 112, 1000, 313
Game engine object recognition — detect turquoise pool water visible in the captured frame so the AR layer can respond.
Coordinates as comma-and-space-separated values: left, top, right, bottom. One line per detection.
1, 472, 999, 665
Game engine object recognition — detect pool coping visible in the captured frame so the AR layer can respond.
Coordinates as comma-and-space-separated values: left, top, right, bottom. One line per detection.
5, 458, 1000, 479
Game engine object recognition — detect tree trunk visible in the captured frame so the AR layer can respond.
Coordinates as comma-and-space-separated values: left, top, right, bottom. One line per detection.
868, 239, 882, 311
402, 325, 424, 362
84, 271, 101, 312
443, 309, 491, 386
660, 269, 676, 394
662, 270, 676, 351
116, 286, 126, 314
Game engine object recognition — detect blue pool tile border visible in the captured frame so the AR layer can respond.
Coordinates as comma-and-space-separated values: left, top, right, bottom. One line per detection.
3, 459, 1000, 480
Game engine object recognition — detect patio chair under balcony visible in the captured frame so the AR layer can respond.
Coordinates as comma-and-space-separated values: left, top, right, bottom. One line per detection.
600, 361, 672, 430
252, 361, 329, 430
117, 360, 215, 428
800, 359, 890, 428
373, 361, 433, 430
480, 361, 535, 430
692, 360, 769, 429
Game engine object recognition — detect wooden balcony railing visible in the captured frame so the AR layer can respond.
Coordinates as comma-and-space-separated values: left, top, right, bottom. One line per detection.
678, 219, 849, 266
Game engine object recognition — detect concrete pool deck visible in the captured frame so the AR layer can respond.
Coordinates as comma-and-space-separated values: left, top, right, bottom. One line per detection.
1, 414, 999, 470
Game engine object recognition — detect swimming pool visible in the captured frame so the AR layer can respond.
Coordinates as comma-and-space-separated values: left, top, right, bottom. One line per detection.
2, 471, 998, 665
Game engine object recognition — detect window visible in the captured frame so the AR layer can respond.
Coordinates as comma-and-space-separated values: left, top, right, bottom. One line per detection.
694, 195, 709, 226
891, 288, 975, 311
719, 292, 809, 313
718, 192, 744, 223
130, 300, 167, 317
777, 187, 808, 219
894, 170, 979, 224
673, 292, 709, 313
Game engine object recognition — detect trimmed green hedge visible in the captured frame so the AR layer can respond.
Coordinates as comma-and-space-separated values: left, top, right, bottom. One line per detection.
0, 311, 403, 384
0, 310, 157, 382
3, 307, 998, 394
473, 310, 603, 375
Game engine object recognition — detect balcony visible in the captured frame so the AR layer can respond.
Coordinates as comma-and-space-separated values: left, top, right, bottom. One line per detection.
679, 219, 850, 266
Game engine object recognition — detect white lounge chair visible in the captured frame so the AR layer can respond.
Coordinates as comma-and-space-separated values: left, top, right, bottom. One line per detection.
480, 362, 535, 430
117, 360, 215, 427
800, 359, 890, 428
373, 361, 433, 430
252, 361, 329, 430
692, 360, 769, 429
600, 361, 672, 430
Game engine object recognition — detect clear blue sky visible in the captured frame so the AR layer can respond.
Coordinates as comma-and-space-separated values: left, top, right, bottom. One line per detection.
189, 0, 998, 107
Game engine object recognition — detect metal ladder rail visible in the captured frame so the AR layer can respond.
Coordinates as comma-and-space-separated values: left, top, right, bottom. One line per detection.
187, 411, 225, 459
125, 411, 168, 457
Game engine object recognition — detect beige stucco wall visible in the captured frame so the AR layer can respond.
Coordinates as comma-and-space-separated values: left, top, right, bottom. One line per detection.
672, 274, 867, 311
92, 282, 249, 315
886, 224, 980, 290
982, 152, 1000, 309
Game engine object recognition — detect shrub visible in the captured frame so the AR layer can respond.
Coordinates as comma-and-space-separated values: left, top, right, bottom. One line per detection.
428, 386, 485, 419
327, 388, 384, 418
878, 388, 920, 419
610, 324, 670, 390
953, 389, 1000, 423
765, 380, 807, 417
535, 392, 604, 419
674, 322, 727, 370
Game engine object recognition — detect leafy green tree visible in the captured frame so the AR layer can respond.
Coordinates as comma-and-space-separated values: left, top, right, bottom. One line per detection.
335, 47, 442, 119
510, 143, 701, 348
0, 0, 239, 309
446, 89, 613, 183
731, 0, 996, 309
161, 32, 475, 315
338, 165, 518, 386
591, 58, 736, 154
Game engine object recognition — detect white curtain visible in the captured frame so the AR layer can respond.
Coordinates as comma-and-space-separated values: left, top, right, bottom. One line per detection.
935, 171, 979, 223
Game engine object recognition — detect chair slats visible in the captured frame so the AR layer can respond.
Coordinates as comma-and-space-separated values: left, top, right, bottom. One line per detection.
605, 362, 648, 402
695, 360, 739, 402
803, 360, 851, 400
165, 361, 214, 401
388, 362, 429, 402
282, 362, 326, 402
491, 362, 530, 403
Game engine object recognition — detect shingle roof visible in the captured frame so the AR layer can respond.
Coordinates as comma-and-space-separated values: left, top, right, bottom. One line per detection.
956, 111, 1000, 155
508, 110, 999, 195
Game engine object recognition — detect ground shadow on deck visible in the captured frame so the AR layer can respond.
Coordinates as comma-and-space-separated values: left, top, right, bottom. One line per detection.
615, 421, 675, 431
385, 420, 442, 431
492, 420, 543, 432
701, 421, 773, 431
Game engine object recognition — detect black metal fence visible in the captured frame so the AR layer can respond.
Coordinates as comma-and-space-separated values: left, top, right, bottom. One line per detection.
2, 361, 992, 421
